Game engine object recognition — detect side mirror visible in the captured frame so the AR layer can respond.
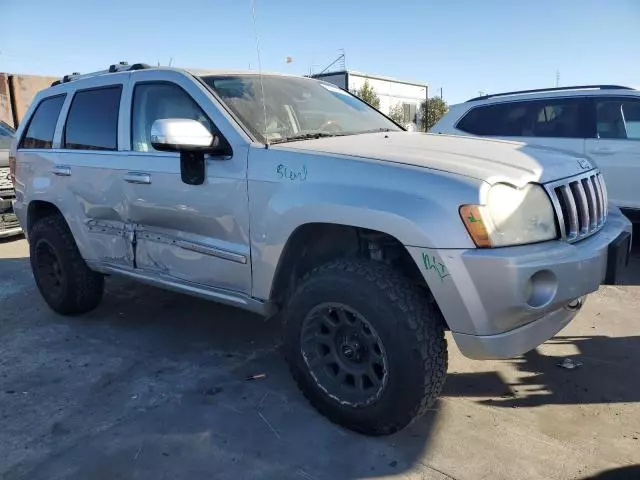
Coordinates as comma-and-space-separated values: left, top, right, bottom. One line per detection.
150, 118, 218, 152
150, 119, 231, 186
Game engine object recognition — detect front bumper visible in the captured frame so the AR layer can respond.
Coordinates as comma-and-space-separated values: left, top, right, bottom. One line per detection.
408, 207, 632, 360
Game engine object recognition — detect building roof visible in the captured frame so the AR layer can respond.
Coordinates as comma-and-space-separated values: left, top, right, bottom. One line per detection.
311, 70, 427, 88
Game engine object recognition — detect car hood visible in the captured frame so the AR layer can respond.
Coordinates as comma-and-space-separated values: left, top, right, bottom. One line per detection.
275, 132, 594, 186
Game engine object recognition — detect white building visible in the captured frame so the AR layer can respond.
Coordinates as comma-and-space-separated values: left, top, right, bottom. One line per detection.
311, 70, 428, 129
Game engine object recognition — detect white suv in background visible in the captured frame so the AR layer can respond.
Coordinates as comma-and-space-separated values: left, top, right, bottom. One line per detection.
432, 85, 640, 222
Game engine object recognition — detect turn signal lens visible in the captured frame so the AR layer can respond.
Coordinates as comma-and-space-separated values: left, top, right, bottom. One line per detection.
460, 205, 491, 247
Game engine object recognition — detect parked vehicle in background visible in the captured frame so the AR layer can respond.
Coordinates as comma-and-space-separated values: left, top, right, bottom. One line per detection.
0, 120, 21, 238
10, 64, 632, 435
432, 85, 640, 222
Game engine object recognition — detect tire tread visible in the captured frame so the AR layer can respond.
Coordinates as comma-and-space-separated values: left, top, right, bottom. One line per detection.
284, 258, 447, 435
30, 214, 104, 315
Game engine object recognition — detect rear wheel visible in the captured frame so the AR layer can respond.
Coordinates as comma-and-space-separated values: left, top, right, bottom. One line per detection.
29, 214, 104, 315
283, 258, 447, 436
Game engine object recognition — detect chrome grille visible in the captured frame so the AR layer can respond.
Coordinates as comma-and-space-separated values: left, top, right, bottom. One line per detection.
546, 171, 608, 242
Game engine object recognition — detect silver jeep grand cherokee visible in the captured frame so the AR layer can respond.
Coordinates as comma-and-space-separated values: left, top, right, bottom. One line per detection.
10, 63, 632, 435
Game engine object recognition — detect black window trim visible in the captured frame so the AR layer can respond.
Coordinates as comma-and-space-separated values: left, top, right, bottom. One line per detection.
455, 95, 595, 139
62, 84, 123, 151
129, 80, 232, 156
18, 93, 67, 149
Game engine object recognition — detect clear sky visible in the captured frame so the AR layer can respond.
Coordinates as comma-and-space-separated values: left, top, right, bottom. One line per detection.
1, 0, 639, 104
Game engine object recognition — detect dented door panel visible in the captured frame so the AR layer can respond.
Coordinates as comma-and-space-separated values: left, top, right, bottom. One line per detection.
85, 219, 133, 268
55, 151, 132, 269
123, 154, 252, 294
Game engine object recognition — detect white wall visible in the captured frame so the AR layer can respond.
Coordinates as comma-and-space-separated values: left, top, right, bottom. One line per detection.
348, 74, 427, 124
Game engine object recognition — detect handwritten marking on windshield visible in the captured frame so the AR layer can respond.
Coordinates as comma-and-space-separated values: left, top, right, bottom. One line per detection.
277, 164, 308, 182
422, 252, 450, 282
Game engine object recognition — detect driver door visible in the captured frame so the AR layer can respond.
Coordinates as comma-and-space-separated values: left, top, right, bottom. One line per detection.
122, 75, 252, 294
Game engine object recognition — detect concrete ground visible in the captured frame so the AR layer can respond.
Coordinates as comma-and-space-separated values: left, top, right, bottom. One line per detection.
1, 234, 639, 480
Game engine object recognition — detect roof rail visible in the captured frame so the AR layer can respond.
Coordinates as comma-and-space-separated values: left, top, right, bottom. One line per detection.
466, 85, 634, 102
50, 62, 152, 87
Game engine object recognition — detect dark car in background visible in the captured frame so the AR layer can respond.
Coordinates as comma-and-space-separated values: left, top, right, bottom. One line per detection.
0, 121, 21, 238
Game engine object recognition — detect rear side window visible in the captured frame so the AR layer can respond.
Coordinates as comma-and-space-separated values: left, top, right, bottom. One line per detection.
64, 86, 122, 150
457, 98, 588, 138
596, 98, 640, 139
19, 95, 66, 149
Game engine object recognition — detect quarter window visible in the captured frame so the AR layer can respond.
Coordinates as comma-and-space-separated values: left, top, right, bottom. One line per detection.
64, 86, 122, 150
131, 83, 213, 152
457, 99, 588, 138
19, 95, 66, 149
596, 99, 640, 139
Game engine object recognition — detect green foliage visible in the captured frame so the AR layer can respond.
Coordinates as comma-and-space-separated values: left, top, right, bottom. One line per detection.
420, 96, 449, 131
388, 103, 405, 124
353, 80, 381, 109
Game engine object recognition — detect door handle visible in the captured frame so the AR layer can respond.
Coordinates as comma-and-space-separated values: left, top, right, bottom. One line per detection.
124, 172, 152, 184
52, 165, 71, 176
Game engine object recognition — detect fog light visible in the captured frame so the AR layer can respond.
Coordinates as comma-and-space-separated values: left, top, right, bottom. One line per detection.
524, 270, 558, 308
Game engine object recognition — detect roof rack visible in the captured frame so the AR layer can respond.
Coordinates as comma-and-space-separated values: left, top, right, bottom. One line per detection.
466, 85, 634, 102
50, 62, 152, 87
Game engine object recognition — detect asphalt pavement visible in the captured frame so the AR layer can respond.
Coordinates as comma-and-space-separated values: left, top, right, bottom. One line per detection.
1, 235, 639, 480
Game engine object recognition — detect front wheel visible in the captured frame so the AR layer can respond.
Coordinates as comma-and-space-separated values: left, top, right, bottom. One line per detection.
283, 258, 447, 436
29, 214, 104, 315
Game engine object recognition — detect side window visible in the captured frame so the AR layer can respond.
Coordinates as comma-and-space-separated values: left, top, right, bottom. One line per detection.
19, 95, 66, 149
597, 99, 640, 139
64, 86, 122, 150
526, 99, 584, 138
458, 99, 587, 138
132, 83, 213, 152
457, 103, 527, 136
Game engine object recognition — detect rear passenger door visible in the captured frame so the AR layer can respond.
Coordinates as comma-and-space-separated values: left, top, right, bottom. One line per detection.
57, 79, 133, 269
585, 97, 640, 210
456, 98, 590, 156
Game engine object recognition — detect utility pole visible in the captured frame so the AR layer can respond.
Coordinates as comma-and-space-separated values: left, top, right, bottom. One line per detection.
556, 70, 560, 87
440, 87, 443, 100
424, 85, 429, 132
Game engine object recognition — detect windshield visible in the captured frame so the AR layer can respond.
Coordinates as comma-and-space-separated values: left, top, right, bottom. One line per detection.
0, 121, 14, 150
200, 75, 401, 143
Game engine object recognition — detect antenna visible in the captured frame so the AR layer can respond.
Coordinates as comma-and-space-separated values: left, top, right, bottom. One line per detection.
250, 0, 269, 147
318, 50, 346, 75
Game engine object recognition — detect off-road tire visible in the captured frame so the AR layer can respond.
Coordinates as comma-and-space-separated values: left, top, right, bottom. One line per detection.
29, 214, 104, 315
283, 258, 447, 436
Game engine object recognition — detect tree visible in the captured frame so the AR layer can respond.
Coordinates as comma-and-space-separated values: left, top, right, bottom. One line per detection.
419, 96, 448, 132
353, 80, 380, 109
388, 103, 405, 124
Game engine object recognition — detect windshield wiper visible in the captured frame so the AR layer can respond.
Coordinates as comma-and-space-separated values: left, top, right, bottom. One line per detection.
270, 132, 344, 144
348, 127, 394, 135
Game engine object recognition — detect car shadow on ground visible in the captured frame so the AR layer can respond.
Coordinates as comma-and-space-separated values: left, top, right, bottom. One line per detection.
445, 334, 640, 408
1, 256, 442, 480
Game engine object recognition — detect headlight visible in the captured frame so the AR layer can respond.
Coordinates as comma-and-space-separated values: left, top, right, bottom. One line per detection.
460, 183, 557, 247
